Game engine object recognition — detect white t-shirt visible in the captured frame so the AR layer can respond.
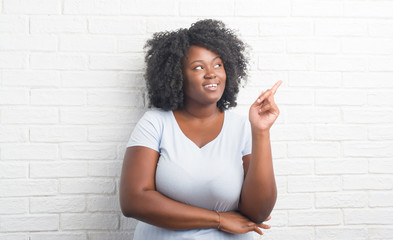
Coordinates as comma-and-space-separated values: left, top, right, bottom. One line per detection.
127, 109, 254, 240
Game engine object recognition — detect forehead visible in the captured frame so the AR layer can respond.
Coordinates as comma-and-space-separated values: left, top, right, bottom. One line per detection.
184, 45, 220, 62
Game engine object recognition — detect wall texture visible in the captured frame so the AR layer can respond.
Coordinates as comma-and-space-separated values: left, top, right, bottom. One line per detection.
0, 0, 393, 239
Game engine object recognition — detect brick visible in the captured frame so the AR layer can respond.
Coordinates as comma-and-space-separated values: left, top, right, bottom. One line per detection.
259, 55, 313, 71
274, 159, 313, 175
344, 2, 393, 18
122, 0, 177, 16
1, 107, 58, 124
0, 215, 58, 232
60, 35, 114, 52
343, 107, 393, 124
343, 142, 393, 157
368, 91, 393, 106
343, 175, 393, 190
344, 209, 393, 225
369, 192, 393, 207
343, 73, 393, 88
89, 55, 144, 71
0, 234, 28, 240
315, 90, 366, 106
3, 0, 61, 14
274, 194, 313, 210
368, 227, 393, 240
288, 142, 339, 158
275, 176, 287, 194
60, 179, 116, 194
88, 127, 131, 142
0, 53, 27, 69
31, 89, 86, 106
286, 107, 340, 124
60, 213, 119, 230
61, 71, 118, 87
0, 88, 29, 105
30, 162, 88, 178
316, 227, 367, 240
369, 159, 393, 174
271, 125, 312, 141
0, 198, 27, 214
30, 16, 87, 33
2, 71, 60, 87
369, 20, 393, 37
343, 38, 393, 55
315, 158, 368, 174
30, 196, 86, 213
369, 56, 393, 72
259, 19, 313, 36
287, 37, 340, 54
30, 233, 87, 240
89, 18, 145, 34
247, 39, 285, 53
288, 72, 341, 87
88, 161, 122, 177
0, 179, 57, 197
316, 55, 366, 71
289, 210, 341, 226
60, 108, 143, 124
0, 162, 27, 178
315, 125, 367, 141
64, 0, 120, 15
369, 126, 393, 140
272, 143, 287, 159
235, 0, 289, 17
1, 144, 58, 160
0, 16, 27, 33
87, 90, 143, 107
288, 176, 340, 192
0, 126, 27, 142
30, 54, 87, 70
61, 144, 117, 160
0, 35, 57, 51
88, 196, 120, 212
315, 19, 367, 36
222, 19, 259, 37
89, 232, 134, 240
315, 192, 367, 208
30, 126, 86, 142
268, 210, 288, 227
146, 18, 193, 33
263, 227, 313, 240
117, 37, 146, 53
180, 0, 234, 16
274, 90, 314, 105
292, 0, 343, 17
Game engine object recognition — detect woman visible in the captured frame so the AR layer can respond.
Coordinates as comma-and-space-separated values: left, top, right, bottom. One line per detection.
120, 19, 281, 239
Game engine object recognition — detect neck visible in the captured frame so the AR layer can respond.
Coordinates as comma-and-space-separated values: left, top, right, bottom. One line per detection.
180, 102, 221, 120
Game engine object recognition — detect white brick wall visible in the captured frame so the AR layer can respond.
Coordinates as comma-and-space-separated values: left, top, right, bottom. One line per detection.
0, 0, 392, 239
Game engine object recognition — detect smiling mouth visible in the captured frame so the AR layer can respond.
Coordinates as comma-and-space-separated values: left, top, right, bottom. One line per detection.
203, 83, 218, 89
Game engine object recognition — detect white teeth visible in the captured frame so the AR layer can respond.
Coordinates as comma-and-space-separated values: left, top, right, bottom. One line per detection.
204, 84, 217, 88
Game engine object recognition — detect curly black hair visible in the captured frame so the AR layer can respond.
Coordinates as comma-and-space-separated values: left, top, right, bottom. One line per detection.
144, 19, 248, 111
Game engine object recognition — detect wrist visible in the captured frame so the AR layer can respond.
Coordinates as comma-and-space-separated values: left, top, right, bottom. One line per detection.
251, 128, 270, 138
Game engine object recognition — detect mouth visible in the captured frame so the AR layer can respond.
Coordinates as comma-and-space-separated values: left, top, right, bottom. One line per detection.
203, 83, 218, 90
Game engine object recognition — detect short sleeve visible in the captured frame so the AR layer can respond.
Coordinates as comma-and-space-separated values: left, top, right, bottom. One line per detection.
126, 111, 162, 152
242, 118, 252, 156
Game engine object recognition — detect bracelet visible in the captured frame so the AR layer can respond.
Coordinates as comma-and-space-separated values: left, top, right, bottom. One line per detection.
215, 210, 221, 230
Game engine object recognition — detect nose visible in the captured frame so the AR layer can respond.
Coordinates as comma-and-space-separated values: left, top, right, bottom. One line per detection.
204, 68, 216, 79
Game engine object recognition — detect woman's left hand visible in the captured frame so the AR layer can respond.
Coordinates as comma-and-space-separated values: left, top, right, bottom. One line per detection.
249, 81, 282, 132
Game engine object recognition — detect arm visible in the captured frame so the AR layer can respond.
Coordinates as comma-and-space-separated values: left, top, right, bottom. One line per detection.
120, 146, 266, 234
238, 81, 282, 223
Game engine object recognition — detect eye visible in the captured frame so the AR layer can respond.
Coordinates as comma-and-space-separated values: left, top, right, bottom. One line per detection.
214, 63, 222, 68
193, 66, 203, 70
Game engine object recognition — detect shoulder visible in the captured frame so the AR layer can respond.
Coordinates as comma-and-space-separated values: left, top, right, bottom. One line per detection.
140, 109, 172, 122
225, 110, 249, 126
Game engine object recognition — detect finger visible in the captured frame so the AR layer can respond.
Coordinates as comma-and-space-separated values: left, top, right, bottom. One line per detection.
253, 90, 273, 107
257, 223, 271, 229
265, 216, 272, 222
251, 225, 263, 235
270, 80, 282, 95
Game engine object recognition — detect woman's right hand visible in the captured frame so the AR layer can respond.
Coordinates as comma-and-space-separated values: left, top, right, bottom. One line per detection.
219, 211, 271, 235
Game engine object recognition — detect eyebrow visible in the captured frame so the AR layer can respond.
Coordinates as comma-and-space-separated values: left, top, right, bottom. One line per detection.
189, 56, 221, 65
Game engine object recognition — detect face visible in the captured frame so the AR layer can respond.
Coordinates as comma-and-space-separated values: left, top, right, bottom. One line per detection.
182, 45, 226, 108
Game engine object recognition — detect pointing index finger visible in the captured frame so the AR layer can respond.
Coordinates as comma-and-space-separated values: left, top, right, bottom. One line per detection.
271, 80, 282, 95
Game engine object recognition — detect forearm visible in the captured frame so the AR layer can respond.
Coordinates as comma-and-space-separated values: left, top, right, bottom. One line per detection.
122, 189, 219, 230
238, 130, 277, 223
